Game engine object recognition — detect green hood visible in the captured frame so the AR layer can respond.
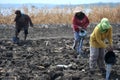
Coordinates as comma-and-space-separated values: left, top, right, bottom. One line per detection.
98, 18, 111, 33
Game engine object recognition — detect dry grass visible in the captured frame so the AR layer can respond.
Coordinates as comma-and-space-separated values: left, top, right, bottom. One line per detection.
88, 5, 120, 23
0, 5, 120, 24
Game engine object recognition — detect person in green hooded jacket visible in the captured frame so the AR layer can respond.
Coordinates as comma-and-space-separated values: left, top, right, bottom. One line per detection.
89, 18, 113, 74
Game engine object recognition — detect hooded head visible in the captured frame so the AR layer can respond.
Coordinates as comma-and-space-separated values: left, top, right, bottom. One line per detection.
75, 12, 85, 20
15, 10, 21, 17
98, 18, 111, 33
73, 7, 85, 20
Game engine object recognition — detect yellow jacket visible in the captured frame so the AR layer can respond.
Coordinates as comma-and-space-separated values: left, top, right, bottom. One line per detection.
90, 26, 112, 48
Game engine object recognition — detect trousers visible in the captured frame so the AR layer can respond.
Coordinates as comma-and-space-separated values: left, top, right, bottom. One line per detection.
89, 46, 105, 69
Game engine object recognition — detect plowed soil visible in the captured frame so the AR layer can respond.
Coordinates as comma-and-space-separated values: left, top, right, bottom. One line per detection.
0, 24, 120, 80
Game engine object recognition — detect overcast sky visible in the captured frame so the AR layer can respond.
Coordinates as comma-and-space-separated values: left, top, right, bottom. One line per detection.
0, 0, 120, 4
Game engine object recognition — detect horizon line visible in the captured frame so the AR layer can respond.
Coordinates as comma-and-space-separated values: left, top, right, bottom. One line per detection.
0, 2, 120, 5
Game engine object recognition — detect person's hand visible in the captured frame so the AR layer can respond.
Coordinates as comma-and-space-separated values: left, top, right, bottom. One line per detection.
106, 45, 113, 51
78, 26, 82, 30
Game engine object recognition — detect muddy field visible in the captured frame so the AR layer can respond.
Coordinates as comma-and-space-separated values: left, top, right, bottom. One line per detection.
0, 24, 120, 80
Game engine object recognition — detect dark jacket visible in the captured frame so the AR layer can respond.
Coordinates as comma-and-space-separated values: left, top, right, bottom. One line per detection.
14, 14, 33, 29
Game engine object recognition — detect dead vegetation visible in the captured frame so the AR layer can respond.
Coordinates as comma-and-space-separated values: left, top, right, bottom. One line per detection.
0, 5, 120, 24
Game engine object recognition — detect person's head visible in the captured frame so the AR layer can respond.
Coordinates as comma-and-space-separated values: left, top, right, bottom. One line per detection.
75, 11, 85, 20
73, 7, 85, 20
15, 10, 21, 17
98, 18, 111, 33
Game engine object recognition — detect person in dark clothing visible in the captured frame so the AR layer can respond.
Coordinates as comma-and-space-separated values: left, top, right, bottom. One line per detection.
14, 10, 33, 40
